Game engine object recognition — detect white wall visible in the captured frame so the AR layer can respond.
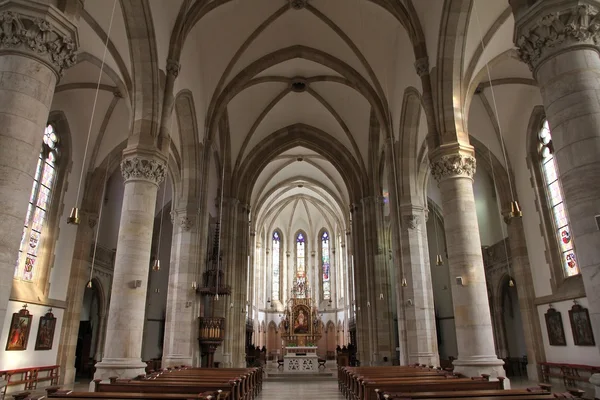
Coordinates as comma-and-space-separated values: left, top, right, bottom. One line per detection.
0, 302, 64, 371
97, 170, 125, 250
473, 167, 504, 247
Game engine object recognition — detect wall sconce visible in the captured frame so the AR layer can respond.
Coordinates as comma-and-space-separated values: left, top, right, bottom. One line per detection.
191, 281, 197, 290
406, 299, 413, 306
455, 276, 465, 286
154, 288, 160, 294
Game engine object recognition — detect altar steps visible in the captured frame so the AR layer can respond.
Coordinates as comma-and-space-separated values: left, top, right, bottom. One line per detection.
264, 370, 336, 381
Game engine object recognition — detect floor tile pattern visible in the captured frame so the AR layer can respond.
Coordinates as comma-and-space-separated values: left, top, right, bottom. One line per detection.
256, 380, 344, 399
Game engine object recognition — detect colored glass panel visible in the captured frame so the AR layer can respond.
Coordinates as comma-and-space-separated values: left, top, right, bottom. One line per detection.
37, 186, 50, 210
23, 256, 35, 281
272, 231, 280, 300
539, 120, 579, 277
34, 157, 43, 181
28, 230, 40, 256
41, 163, 55, 187
322, 231, 330, 300
296, 233, 305, 274
31, 208, 45, 232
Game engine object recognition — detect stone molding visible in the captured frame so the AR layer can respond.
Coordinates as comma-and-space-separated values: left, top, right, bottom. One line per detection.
414, 57, 429, 77
289, 0, 307, 10
0, 7, 77, 76
430, 154, 476, 182
120, 156, 166, 185
170, 210, 195, 231
166, 58, 180, 77
515, 2, 600, 70
403, 214, 420, 229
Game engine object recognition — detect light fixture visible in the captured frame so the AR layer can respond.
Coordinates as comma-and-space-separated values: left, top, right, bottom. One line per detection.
152, 170, 168, 272
401, 277, 408, 287
508, 278, 515, 287
379, 293, 384, 300
152, 258, 160, 272
473, 2, 521, 218
88, 154, 111, 289
436, 254, 444, 267
192, 281, 197, 290
67, 0, 117, 225
509, 201, 523, 218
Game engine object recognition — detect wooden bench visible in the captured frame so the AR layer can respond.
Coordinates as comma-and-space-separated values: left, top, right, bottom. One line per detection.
0, 365, 59, 399
376, 388, 555, 399
539, 362, 600, 389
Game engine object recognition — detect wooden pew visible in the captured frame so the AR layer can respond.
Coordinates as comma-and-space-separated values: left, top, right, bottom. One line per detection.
93, 380, 239, 400
376, 389, 554, 399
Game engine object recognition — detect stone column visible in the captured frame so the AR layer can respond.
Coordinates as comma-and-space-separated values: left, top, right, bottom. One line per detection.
512, 0, 600, 361
93, 150, 167, 381
162, 207, 199, 367
430, 146, 505, 379
95, 311, 107, 362
399, 205, 440, 367
0, 1, 77, 333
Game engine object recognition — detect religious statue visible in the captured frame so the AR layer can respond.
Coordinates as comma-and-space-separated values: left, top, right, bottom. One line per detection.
294, 309, 308, 334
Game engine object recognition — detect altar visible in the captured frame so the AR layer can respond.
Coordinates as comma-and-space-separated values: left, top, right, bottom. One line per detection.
283, 346, 319, 372
279, 273, 323, 373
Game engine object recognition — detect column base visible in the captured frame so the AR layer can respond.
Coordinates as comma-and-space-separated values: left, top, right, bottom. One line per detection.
526, 363, 539, 382
589, 373, 600, 400
91, 358, 147, 389
408, 352, 440, 368
62, 366, 76, 386
453, 357, 508, 387
162, 355, 193, 368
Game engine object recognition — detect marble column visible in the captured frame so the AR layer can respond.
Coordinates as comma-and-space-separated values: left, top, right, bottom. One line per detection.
162, 207, 199, 367
93, 150, 167, 381
399, 205, 440, 367
512, 0, 600, 360
430, 146, 505, 379
0, 1, 77, 333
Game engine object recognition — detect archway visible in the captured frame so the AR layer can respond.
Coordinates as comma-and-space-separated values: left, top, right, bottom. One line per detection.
75, 278, 104, 379
498, 276, 527, 377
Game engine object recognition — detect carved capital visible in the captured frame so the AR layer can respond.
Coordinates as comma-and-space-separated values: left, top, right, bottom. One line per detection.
514, 2, 600, 70
171, 211, 194, 231
414, 57, 429, 77
403, 214, 420, 229
166, 58, 180, 77
120, 156, 166, 185
0, 5, 78, 77
430, 154, 476, 182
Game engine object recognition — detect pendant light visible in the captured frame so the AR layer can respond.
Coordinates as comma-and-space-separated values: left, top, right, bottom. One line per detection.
488, 148, 515, 288
473, 2, 521, 219
152, 176, 168, 272
433, 211, 444, 266
67, 0, 117, 225
88, 155, 111, 288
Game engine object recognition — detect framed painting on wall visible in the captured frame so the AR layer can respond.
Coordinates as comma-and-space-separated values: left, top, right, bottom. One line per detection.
544, 307, 566, 346
6, 305, 33, 351
35, 309, 57, 350
568, 303, 595, 346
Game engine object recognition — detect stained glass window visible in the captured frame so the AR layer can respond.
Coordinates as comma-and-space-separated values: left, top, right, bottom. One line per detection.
272, 231, 281, 300
539, 120, 579, 277
296, 232, 305, 274
322, 231, 331, 300
14, 124, 58, 282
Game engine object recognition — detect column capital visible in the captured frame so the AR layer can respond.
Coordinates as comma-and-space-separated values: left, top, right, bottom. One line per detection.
513, 0, 600, 71
414, 57, 430, 77
166, 58, 181, 77
430, 144, 476, 183
0, 2, 78, 77
120, 151, 167, 185
170, 208, 195, 231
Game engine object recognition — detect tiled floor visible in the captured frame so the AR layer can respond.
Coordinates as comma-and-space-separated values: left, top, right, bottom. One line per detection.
257, 380, 344, 399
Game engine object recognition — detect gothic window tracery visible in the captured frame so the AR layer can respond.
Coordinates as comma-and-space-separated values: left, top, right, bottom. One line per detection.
296, 232, 306, 274
14, 124, 59, 282
321, 230, 331, 300
272, 230, 282, 300
539, 120, 579, 277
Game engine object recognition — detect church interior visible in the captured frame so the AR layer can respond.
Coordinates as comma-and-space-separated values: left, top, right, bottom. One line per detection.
1, 0, 600, 399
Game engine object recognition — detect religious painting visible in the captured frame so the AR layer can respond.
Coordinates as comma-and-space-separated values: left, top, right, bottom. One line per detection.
35, 310, 57, 350
293, 305, 310, 335
568, 304, 595, 346
6, 306, 32, 351
544, 307, 566, 346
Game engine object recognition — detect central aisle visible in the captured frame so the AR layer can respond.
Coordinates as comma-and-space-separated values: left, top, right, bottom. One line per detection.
257, 380, 344, 399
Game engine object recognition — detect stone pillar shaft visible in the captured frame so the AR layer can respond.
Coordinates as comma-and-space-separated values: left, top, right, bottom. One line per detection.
400, 206, 440, 367
431, 149, 504, 378
0, 2, 77, 331
162, 208, 198, 367
514, 1, 600, 358
94, 152, 166, 380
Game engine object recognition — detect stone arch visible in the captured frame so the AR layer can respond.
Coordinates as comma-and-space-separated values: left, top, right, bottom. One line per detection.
174, 90, 201, 205
120, 0, 161, 140
234, 124, 364, 204
397, 87, 424, 202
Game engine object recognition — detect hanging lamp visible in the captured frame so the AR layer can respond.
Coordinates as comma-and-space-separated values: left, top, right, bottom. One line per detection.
433, 211, 444, 266
68, 0, 118, 225
473, 2, 522, 219
152, 174, 169, 272
88, 154, 111, 289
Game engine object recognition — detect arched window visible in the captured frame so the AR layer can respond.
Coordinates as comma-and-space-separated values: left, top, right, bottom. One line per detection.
14, 124, 60, 282
296, 232, 306, 274
272, 231, 281, 300
321, 231, 331, 300
539, 120, 579, 277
